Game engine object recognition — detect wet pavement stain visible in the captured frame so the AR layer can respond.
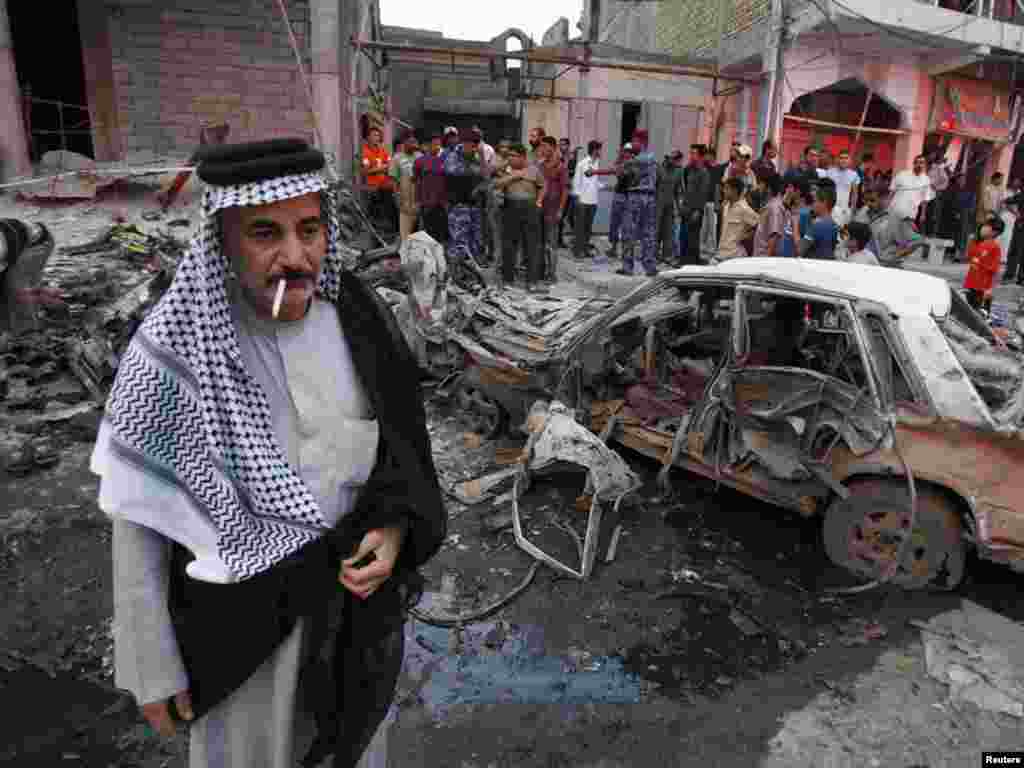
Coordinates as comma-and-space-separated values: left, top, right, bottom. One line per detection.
620, 596, 789, 698
403, 621, 645, 716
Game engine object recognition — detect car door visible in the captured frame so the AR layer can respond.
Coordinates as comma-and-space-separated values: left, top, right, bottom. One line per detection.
683, 284, 890, 515
572, 278, 738, 460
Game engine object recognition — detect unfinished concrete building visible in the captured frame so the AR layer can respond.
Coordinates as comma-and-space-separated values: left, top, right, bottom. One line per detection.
378, 25, 537, 143
0, 0, 382, 182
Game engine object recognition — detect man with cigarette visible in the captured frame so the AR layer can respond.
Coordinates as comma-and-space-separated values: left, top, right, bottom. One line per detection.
93, 138, 446, 768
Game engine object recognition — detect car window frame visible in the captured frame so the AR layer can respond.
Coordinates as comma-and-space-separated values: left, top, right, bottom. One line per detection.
733, 284, 883, 409
570, 277, 738, 356
856, 307, 934, 412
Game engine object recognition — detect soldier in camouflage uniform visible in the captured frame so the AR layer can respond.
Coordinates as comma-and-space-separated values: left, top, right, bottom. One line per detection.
619, 129, 659, 277
444, 128, 489, 267
605, 145, 634, 260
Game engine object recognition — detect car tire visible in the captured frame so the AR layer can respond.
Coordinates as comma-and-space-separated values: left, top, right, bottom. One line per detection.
822, 478, 966, 591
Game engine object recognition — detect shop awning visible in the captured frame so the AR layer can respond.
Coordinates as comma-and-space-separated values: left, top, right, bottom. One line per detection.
929, 76, 1016, 144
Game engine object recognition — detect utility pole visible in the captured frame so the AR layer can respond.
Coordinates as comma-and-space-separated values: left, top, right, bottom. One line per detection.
765, 0, 786, 150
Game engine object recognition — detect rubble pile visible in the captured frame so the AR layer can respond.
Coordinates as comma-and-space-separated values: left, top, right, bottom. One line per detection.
1, 220, 188, 476
379, 233, 614, 381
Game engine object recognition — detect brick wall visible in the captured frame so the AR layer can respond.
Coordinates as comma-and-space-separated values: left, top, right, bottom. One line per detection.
654, 0, 770, 56
109, 0, 314, 156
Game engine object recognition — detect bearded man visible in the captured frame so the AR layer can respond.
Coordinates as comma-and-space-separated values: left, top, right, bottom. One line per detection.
92, 139, 446, 768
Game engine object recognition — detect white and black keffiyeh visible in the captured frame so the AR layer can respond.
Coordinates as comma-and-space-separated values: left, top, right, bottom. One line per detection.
102, 169, 348, 581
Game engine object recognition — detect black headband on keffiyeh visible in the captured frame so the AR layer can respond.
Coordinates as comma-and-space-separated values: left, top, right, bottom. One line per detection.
103, 140, 349, 581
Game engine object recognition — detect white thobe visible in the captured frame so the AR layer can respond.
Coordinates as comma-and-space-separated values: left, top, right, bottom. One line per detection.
95, 293, 389, 768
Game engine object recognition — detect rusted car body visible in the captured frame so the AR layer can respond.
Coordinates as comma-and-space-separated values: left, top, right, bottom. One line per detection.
462, 259, 1024, 587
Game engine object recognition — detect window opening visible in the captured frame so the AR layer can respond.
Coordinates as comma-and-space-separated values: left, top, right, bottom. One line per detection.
621, 103, 641, 147
741, 292, 869, 391
862, 315, 918, 405
592, 284, 735, 433
940, 313, 1024, 418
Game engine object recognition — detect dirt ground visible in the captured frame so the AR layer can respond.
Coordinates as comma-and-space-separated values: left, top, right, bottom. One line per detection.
3, 393, 1024, 768
2, 185, 1024, 767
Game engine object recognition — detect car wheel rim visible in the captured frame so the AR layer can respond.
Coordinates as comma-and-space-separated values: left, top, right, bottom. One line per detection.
824, 492, 965, 590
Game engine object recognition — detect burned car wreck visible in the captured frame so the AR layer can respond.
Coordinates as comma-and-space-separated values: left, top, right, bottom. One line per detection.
414, 258, 1024, 589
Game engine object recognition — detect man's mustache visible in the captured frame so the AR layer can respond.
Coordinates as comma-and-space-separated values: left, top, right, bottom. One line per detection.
271, 270, 313, 283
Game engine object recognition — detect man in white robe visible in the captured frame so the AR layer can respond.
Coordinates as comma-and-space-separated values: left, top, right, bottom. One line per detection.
92, 139, 446, 768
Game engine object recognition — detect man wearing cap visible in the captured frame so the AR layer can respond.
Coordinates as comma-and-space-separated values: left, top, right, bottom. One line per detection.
93, 139, 446, 767
656, 151, 685, 265
389, 129, 422, 244
415, 134, 449, 244
443, 126, 459, 152
617, 129, 659, 276
444, 128, 490, 268
725, 144, 757, 192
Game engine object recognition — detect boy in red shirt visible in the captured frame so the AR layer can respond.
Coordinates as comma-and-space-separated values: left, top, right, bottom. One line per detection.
965, 220, 1002, 312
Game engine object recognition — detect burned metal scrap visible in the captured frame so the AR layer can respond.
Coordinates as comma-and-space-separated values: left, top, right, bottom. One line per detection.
512, 400, 642, 580
941, 315, 1024, 425
0, 220, 56, 335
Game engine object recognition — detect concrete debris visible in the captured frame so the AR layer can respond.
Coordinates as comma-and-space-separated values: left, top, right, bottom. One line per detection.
729, 609, 765, 638
450, 466, 520, 506
1, 216, 189, 475
66, 338, 118, 404
480, 508, 515, 534
400, 231, 448, 329
4, 435, 60, 475
512, 400, 642, 580
16, 152, 115, 201
916, 600, 1024, 718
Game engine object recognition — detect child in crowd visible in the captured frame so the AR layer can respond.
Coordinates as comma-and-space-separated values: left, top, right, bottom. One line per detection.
965, 219, 1003, 312
845, 222, 879, 265
798, 181, 838, 260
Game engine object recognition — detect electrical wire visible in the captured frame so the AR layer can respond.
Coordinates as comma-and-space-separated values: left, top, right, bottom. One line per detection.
826, 0, 987, 47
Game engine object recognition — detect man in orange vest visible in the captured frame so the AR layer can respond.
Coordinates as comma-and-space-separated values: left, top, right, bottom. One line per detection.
362, 126, 397, 235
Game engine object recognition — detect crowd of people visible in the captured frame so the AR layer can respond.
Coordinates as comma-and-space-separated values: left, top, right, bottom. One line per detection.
360, 123, 1024, 305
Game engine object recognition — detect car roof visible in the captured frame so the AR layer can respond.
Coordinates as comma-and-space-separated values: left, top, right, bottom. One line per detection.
666, 259, 951, 317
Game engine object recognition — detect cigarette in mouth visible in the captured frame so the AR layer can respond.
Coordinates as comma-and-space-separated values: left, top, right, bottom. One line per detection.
272, 278, 286, 319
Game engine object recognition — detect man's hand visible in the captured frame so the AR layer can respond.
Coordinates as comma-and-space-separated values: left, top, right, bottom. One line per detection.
340, 527, 404, 600
141, 690, 193, 738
